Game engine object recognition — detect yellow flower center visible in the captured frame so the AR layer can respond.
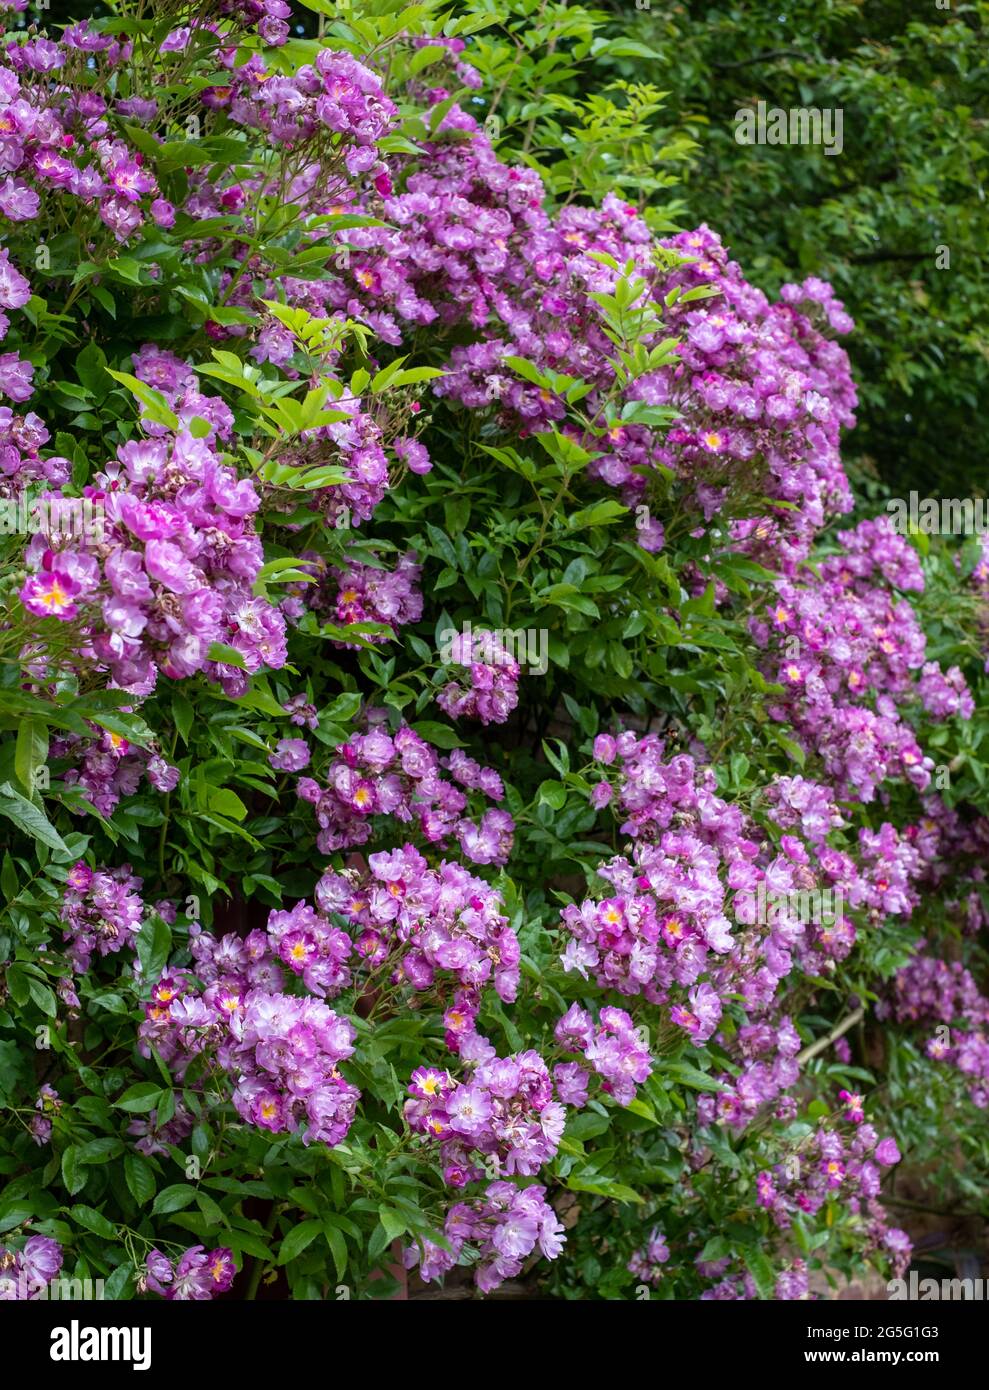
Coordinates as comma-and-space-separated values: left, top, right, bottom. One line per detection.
41, 581, 70, 610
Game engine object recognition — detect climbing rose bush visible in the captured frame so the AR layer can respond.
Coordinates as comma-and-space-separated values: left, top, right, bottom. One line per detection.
0, 0, 987, 1304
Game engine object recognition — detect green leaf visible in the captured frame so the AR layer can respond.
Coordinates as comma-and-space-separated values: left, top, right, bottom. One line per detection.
408, 43, 446, 75
322, 691, 363, 723
411, 721, 465, 749
207, 642, 247, 669
364, 1216, 388, 1261
104, 368, 179, 429
75, 342, 109, 396
277, 1219, 323, 1265
137, 914, 172, 985
114, 1082, 162, 1114
323, 1223, 348, 1281
208, 789, 247, 821
225, 1228, 273, 1261
27, 977, 56, 1018
124, 1154, 156, 1206
107, 256, 146, 285
5, 965, 30, 1007
1, 852, 16, 902
567, 1176, 644, 1203
744, 1248, 776, 1300
0, 782, 68, 855
155, 1087, 176, 1128
568, 499, 628, 529
377, 1206, 407, 1242
90, 283, 116, 317
103, 1263, 136, 1299
172, 691, 194, 744
537, 779, 567, 810
664, 1064, 724, 1093
425, 522, 458, 571
61, 1147, 87, 1197
503, 354, 552, 389
151, 1184, 198, 1216
14, 720, 48, 795
71, 1205, 117, 1239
